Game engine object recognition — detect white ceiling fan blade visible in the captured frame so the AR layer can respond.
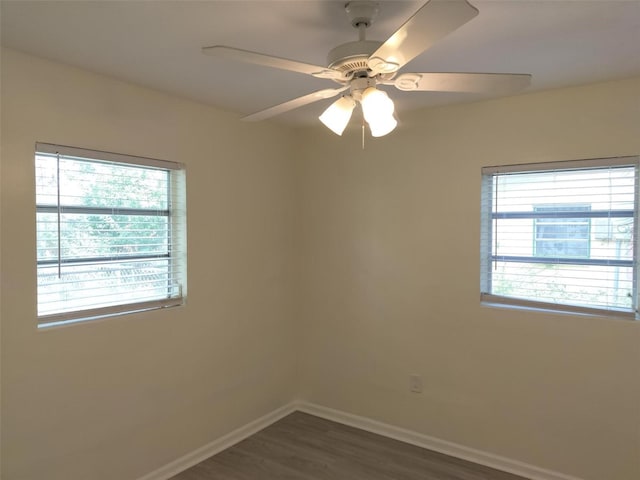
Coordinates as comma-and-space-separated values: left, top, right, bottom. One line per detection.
243, 86, 349, 122
387, 72, 531, 94
202, 45, 345, 80
368, 0, 479, 75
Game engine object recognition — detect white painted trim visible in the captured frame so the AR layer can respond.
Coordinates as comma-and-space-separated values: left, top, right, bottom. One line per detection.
296, 402, 585, 480
137, 402, 297, 480
138, 400, 584, 480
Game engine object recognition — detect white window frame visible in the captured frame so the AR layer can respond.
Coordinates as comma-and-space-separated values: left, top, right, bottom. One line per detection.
480, 156, 640, 319
35, 143, 187, 327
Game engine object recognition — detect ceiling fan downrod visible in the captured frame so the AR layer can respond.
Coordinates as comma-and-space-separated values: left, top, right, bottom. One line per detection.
326, 2, 383, 78
345, 1, 379, 40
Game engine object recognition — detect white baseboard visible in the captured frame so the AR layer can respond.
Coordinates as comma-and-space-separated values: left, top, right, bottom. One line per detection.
138, 400, 584, 480
297, 401, 584, 480
137, 402, 297, 480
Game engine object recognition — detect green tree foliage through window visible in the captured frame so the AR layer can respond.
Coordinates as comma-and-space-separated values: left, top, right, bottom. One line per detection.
35, 145, 185, 324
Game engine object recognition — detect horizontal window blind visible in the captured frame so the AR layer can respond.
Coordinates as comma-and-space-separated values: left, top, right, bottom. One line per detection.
480, 157, 639, 316
35, 143, 186, 325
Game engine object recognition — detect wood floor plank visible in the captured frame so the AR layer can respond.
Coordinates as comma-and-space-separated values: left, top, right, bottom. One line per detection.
170, 412, 530, 480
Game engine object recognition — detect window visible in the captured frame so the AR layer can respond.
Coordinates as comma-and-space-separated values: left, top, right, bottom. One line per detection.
35, 143, 186, 326
480, 157, 638, 318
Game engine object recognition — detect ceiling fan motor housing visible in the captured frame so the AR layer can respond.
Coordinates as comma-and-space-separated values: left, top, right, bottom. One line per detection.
326, 40, 382, 76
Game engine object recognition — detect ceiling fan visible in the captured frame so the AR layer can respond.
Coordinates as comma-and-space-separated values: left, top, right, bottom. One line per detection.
202, 0, 531, 137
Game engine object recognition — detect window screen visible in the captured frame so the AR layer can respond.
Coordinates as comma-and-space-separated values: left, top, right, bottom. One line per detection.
35, 143, 186, 326
480, 157, 639, 318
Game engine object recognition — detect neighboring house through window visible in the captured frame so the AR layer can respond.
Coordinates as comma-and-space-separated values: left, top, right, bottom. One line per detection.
480, 157, 638, 317
533, 204, 591, 258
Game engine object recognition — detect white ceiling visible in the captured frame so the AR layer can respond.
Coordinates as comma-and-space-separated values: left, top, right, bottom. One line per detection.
2, 0, 639, 126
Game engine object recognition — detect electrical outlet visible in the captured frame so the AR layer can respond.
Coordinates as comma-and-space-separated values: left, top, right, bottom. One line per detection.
409, 374, 423, 393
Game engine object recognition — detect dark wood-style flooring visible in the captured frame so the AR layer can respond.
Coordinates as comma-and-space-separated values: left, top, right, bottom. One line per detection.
170, 411, 529, 480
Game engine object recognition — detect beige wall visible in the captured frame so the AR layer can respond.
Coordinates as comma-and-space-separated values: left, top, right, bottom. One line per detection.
0, 48, 298, 480
2, 45, 640, 480
295, 78, 640, 480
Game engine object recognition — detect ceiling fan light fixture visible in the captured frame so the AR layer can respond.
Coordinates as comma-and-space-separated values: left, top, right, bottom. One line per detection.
368, 114, 398, 137
319, 95, 357, 135
359, 86, 396, 136
361, 87, 394, 123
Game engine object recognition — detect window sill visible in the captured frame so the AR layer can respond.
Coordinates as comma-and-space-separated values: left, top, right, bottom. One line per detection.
38, 301, 183, 330
480, 294, 637, 321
